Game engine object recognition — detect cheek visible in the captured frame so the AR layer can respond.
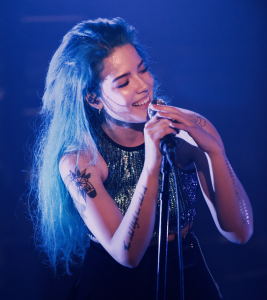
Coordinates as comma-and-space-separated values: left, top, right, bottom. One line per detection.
111, 88, 132, 104
101, 86, 131, 107
146, 72, 154, 88
118, 89, 133, 102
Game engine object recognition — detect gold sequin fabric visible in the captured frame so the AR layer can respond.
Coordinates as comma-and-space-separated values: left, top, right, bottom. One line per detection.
95, 128, 198, 239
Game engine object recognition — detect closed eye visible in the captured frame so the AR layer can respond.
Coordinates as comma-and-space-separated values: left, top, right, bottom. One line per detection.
117, 65, 148, 88
140, 66, 149, 74
118, 80, 129, 88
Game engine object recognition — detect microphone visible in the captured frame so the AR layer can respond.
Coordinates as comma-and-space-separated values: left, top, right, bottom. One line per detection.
148, 99, 177, 166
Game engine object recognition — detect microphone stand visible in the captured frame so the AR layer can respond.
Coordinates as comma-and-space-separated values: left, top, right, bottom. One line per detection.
156, 137, 184, 300
156, 154, 170, 300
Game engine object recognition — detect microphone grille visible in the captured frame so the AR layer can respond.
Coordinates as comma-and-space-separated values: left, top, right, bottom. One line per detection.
148, 99, 166, 119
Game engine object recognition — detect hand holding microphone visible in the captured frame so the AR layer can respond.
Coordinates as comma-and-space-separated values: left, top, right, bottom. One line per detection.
148, 99, 177, 166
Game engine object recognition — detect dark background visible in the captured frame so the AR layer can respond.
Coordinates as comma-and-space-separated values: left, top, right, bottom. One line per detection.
0, 0, 266, 299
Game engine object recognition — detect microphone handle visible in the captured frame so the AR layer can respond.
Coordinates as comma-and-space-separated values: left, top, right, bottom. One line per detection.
160, 134, 177, 166
148, 99, 177, 166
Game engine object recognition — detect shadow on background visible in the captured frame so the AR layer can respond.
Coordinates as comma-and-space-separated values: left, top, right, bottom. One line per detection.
0, 0, 266, 299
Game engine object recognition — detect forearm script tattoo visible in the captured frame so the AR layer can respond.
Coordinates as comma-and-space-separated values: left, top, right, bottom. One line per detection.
188, 113, 206, 127
124, 186, 147, 251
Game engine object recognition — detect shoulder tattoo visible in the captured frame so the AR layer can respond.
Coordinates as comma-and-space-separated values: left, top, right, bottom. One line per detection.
65, 167, 97, 201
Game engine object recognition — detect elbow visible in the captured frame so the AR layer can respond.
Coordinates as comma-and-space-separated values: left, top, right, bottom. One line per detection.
235, 235, 250, 245
119, 256, 141, 268
112, 250, 142, 268
230, 226, 254, 245
107, 240, 143, 268
220, 222, 253, 245
123, 262, 139, 268
239, 226, 253, 245
240, 220, 254, 244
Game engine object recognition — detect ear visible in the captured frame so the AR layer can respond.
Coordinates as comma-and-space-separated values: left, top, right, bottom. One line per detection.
85, 94, 104, 110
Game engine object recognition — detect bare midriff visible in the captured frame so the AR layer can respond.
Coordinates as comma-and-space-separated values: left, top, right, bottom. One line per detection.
149, 222, 193, 246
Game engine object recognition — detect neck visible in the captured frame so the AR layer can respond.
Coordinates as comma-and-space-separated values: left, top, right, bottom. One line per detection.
102, 109, 147, 132
101, 110, 146, 147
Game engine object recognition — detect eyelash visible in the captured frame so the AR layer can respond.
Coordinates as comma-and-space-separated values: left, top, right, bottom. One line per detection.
118, 81, 129, 89
140, 66, 149, 73
117, 66, 149, 89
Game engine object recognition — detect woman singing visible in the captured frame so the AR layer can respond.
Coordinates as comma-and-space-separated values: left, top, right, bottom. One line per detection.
30, 17, 253, 299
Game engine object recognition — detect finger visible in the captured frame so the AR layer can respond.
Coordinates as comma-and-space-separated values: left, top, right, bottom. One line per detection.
145, 113, 160, 127
156, 111, 193, 126
150, 104, 184, 115
169, 122, 188, 131
169, 121, 198, 136
145, 115, 171, 129
151, 127, 178, 140
146, 119, 178, 136
150, 105, 192, 121
150, 104, 176, 111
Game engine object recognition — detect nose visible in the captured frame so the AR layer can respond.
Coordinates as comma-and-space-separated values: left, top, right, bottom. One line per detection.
135, 75, 149, 94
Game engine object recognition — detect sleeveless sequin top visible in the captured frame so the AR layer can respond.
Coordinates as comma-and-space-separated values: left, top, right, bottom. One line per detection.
91, 128, 198, 240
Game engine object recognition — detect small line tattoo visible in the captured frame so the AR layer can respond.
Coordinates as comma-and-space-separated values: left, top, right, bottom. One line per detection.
66, 167, 97, 201
71, 194, 87, 220
123, 186, 147, 251
188, 113, 206, 127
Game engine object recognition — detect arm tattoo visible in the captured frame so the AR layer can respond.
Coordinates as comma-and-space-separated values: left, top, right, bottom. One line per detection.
124, 186, 147, 251
188, 113, 206, 127
66, 167, 97, 201
223, 154, 249, 226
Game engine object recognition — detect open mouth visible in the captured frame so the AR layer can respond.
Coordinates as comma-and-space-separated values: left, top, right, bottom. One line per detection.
132, 95, 150, 107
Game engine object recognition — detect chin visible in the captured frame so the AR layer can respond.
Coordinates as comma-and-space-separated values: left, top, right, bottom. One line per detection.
131, 111, 149, 123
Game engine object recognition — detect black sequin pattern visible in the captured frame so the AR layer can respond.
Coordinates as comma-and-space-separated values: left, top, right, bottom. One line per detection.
93, 128, 198, 239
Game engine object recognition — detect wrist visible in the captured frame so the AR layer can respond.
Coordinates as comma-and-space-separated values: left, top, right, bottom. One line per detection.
205, 140, 225, 157
206, 145, 225, 161
143, 162, 161, 178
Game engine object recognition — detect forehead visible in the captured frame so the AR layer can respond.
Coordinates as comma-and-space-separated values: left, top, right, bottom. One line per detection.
101, 44, 142, 80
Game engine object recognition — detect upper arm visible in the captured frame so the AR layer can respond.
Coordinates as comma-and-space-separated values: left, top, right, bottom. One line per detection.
59, 154, 123, 249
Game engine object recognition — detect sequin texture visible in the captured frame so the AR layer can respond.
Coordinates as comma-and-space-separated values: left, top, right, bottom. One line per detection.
92, 128, 198, 239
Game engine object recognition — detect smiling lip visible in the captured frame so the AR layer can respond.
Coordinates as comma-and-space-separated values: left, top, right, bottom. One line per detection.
132, 95, 151, 108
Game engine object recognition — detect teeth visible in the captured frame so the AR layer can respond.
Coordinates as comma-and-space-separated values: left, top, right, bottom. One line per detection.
133, 96, 150, 106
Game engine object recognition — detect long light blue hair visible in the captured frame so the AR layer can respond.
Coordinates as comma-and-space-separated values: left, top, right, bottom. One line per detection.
29, 17, 155, 274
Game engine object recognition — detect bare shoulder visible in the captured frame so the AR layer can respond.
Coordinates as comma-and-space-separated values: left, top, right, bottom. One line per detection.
59, 153, 77, 171
59, 152, 108, 184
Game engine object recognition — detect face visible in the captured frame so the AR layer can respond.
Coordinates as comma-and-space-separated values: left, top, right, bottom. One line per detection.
99, 44, 154, 123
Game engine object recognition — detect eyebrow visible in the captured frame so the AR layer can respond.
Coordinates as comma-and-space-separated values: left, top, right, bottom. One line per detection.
112, 60, 144, 83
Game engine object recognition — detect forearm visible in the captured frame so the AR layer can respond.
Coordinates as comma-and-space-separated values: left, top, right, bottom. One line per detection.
109, 166, 159, 267
151, 105, 253, 243
60, 153, 161, 267
201, 149, 253, 243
